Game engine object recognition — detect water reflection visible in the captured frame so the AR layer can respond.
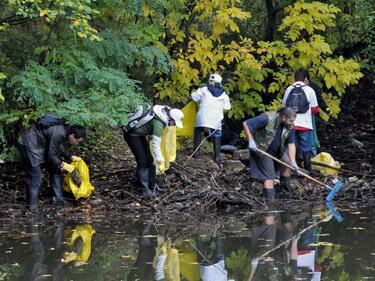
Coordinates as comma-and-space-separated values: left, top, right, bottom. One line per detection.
248, 206, 340, 281
22, 219, 68, 281
128, 224, 157, 281
2, 203, 375, 281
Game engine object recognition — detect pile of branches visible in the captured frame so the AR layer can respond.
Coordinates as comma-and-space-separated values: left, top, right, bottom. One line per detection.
79, 152, 375, 218
1, 149, 375, 222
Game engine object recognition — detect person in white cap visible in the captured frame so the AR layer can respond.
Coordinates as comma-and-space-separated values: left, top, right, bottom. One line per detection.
122, 105, 184, 199
191, 74, 231, 163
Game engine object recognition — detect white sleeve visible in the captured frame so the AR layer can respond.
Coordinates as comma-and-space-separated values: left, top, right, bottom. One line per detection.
152, 135, 165, 162
283, 87, 292, 106
223, 94, 231, 110
155, 253, 167, 281
191, 87, 203, 102
308, 87, 318, 107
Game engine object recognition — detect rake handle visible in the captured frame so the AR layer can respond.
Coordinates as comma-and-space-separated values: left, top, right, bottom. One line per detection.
255, 148, 328, 188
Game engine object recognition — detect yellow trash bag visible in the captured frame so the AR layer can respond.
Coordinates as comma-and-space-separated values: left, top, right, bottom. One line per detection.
63, 224, 96, 265
178, 249, 199, 281
151, 126, 177, 174
63, 160, 94, 199
176, 101, 197, 137
161, 126, 177, 163
153, 238, 181, 281
165, 247, 180, 281
312, 152, 340, 176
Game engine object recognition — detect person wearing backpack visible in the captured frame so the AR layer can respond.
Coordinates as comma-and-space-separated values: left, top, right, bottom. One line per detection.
243, 107, 299, 202
123, 105, 184, 200
307, 78, 332, 156
17, 114, 86, 213
191, 74, 231, 163
283, 69, 318, 171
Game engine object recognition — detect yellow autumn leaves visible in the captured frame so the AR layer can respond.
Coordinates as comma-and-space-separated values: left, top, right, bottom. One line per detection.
153, 0, 362, 120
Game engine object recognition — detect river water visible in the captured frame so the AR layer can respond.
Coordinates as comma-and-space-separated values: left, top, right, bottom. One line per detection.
0, 203, 374, 281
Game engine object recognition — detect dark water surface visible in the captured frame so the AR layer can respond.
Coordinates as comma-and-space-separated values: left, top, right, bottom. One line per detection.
1, 204, 374, 281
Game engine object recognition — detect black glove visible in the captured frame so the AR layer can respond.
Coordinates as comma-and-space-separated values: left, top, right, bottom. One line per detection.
71, 169, 82, 186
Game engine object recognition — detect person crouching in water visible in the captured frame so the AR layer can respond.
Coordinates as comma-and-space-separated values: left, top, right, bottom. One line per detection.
123, 105, 184, 200
243, 107, 300, 202
191, 74, 231, 163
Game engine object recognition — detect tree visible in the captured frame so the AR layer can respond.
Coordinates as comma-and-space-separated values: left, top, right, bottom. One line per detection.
154, 0, 363, 120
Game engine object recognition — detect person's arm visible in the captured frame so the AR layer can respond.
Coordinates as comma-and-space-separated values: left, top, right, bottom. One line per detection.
288, 143, 297, 164
243, 114, 269, 151
223, 93, 231, 112
243, 120, 254, 142
287, 130, 299, 172
151, 120, 165, 163
282, 86, 292, 107
191, 87, 203, 102
47, 127, 67, 170
309, 88, 319, 115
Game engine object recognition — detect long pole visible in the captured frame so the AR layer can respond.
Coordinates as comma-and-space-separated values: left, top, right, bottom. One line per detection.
255, 148, 330, 189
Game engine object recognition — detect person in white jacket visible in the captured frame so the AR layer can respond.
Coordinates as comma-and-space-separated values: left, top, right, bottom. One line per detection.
191, 74, 231, 163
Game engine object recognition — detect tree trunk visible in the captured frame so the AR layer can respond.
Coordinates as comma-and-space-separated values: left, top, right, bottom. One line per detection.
264, 0, 276, 41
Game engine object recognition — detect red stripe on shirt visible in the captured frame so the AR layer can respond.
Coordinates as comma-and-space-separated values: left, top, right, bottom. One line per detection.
311, 106, 319, 114
294, 126, 311, 131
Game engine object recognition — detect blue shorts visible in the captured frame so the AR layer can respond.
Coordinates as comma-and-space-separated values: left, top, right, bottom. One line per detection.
207, 128, 222, 138
295, 130, 312, 153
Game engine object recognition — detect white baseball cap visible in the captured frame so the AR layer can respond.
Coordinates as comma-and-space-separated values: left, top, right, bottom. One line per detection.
209, 73, 222, 84
170, 109, 184, 128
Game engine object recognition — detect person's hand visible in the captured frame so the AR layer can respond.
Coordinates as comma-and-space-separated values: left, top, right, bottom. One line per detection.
157, 161, 166, 174
71, 169, 82, 186
61, 162, 75, 173
71, 155, 82, 162
291, 162, 301, 175
248, 139, 257, 152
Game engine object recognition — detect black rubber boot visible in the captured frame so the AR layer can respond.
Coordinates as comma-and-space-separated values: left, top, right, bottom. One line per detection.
212, 137, 222, 163
279, 176, 291, 192
303, 151, 312, 171
50, 173, 66, 205
193, 127, 203, 158
263, 188, 275, 203
137, 168, 153, 200
27, 187, 39, 213
149, 166, 166, 193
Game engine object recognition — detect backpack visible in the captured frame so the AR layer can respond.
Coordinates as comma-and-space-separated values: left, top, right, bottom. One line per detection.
36, 114, 65, 129
122, 105, 155, 133
285, 84, 310, 114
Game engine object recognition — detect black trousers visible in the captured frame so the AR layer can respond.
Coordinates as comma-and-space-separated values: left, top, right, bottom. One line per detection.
17, 143, 63, 207
123, 133, 156, 190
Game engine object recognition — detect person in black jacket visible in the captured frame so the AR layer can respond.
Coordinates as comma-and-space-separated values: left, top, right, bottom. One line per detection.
17, 115, 86, 212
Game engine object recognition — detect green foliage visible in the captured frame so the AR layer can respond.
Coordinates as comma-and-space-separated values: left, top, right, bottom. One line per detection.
225, 248, 251, 281
8, 29, 169, 128
258, 0, 363, 117
279, 1, 340, 41
154, 0, 363, 121
0, 72, 5, 102
4, 0, 99, 39
0, 0, 372, 160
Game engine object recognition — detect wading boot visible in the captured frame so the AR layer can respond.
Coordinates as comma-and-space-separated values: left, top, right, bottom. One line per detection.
51, 174, 66, 205
149, 166, 166, 193
193, 127, 203, 158
263, 188, 275, 203
303, 151, 312, 172
279, 176, 291, 193
27, 187, 40, 214
137, 168, 153, 200
212, 137, 222, 164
